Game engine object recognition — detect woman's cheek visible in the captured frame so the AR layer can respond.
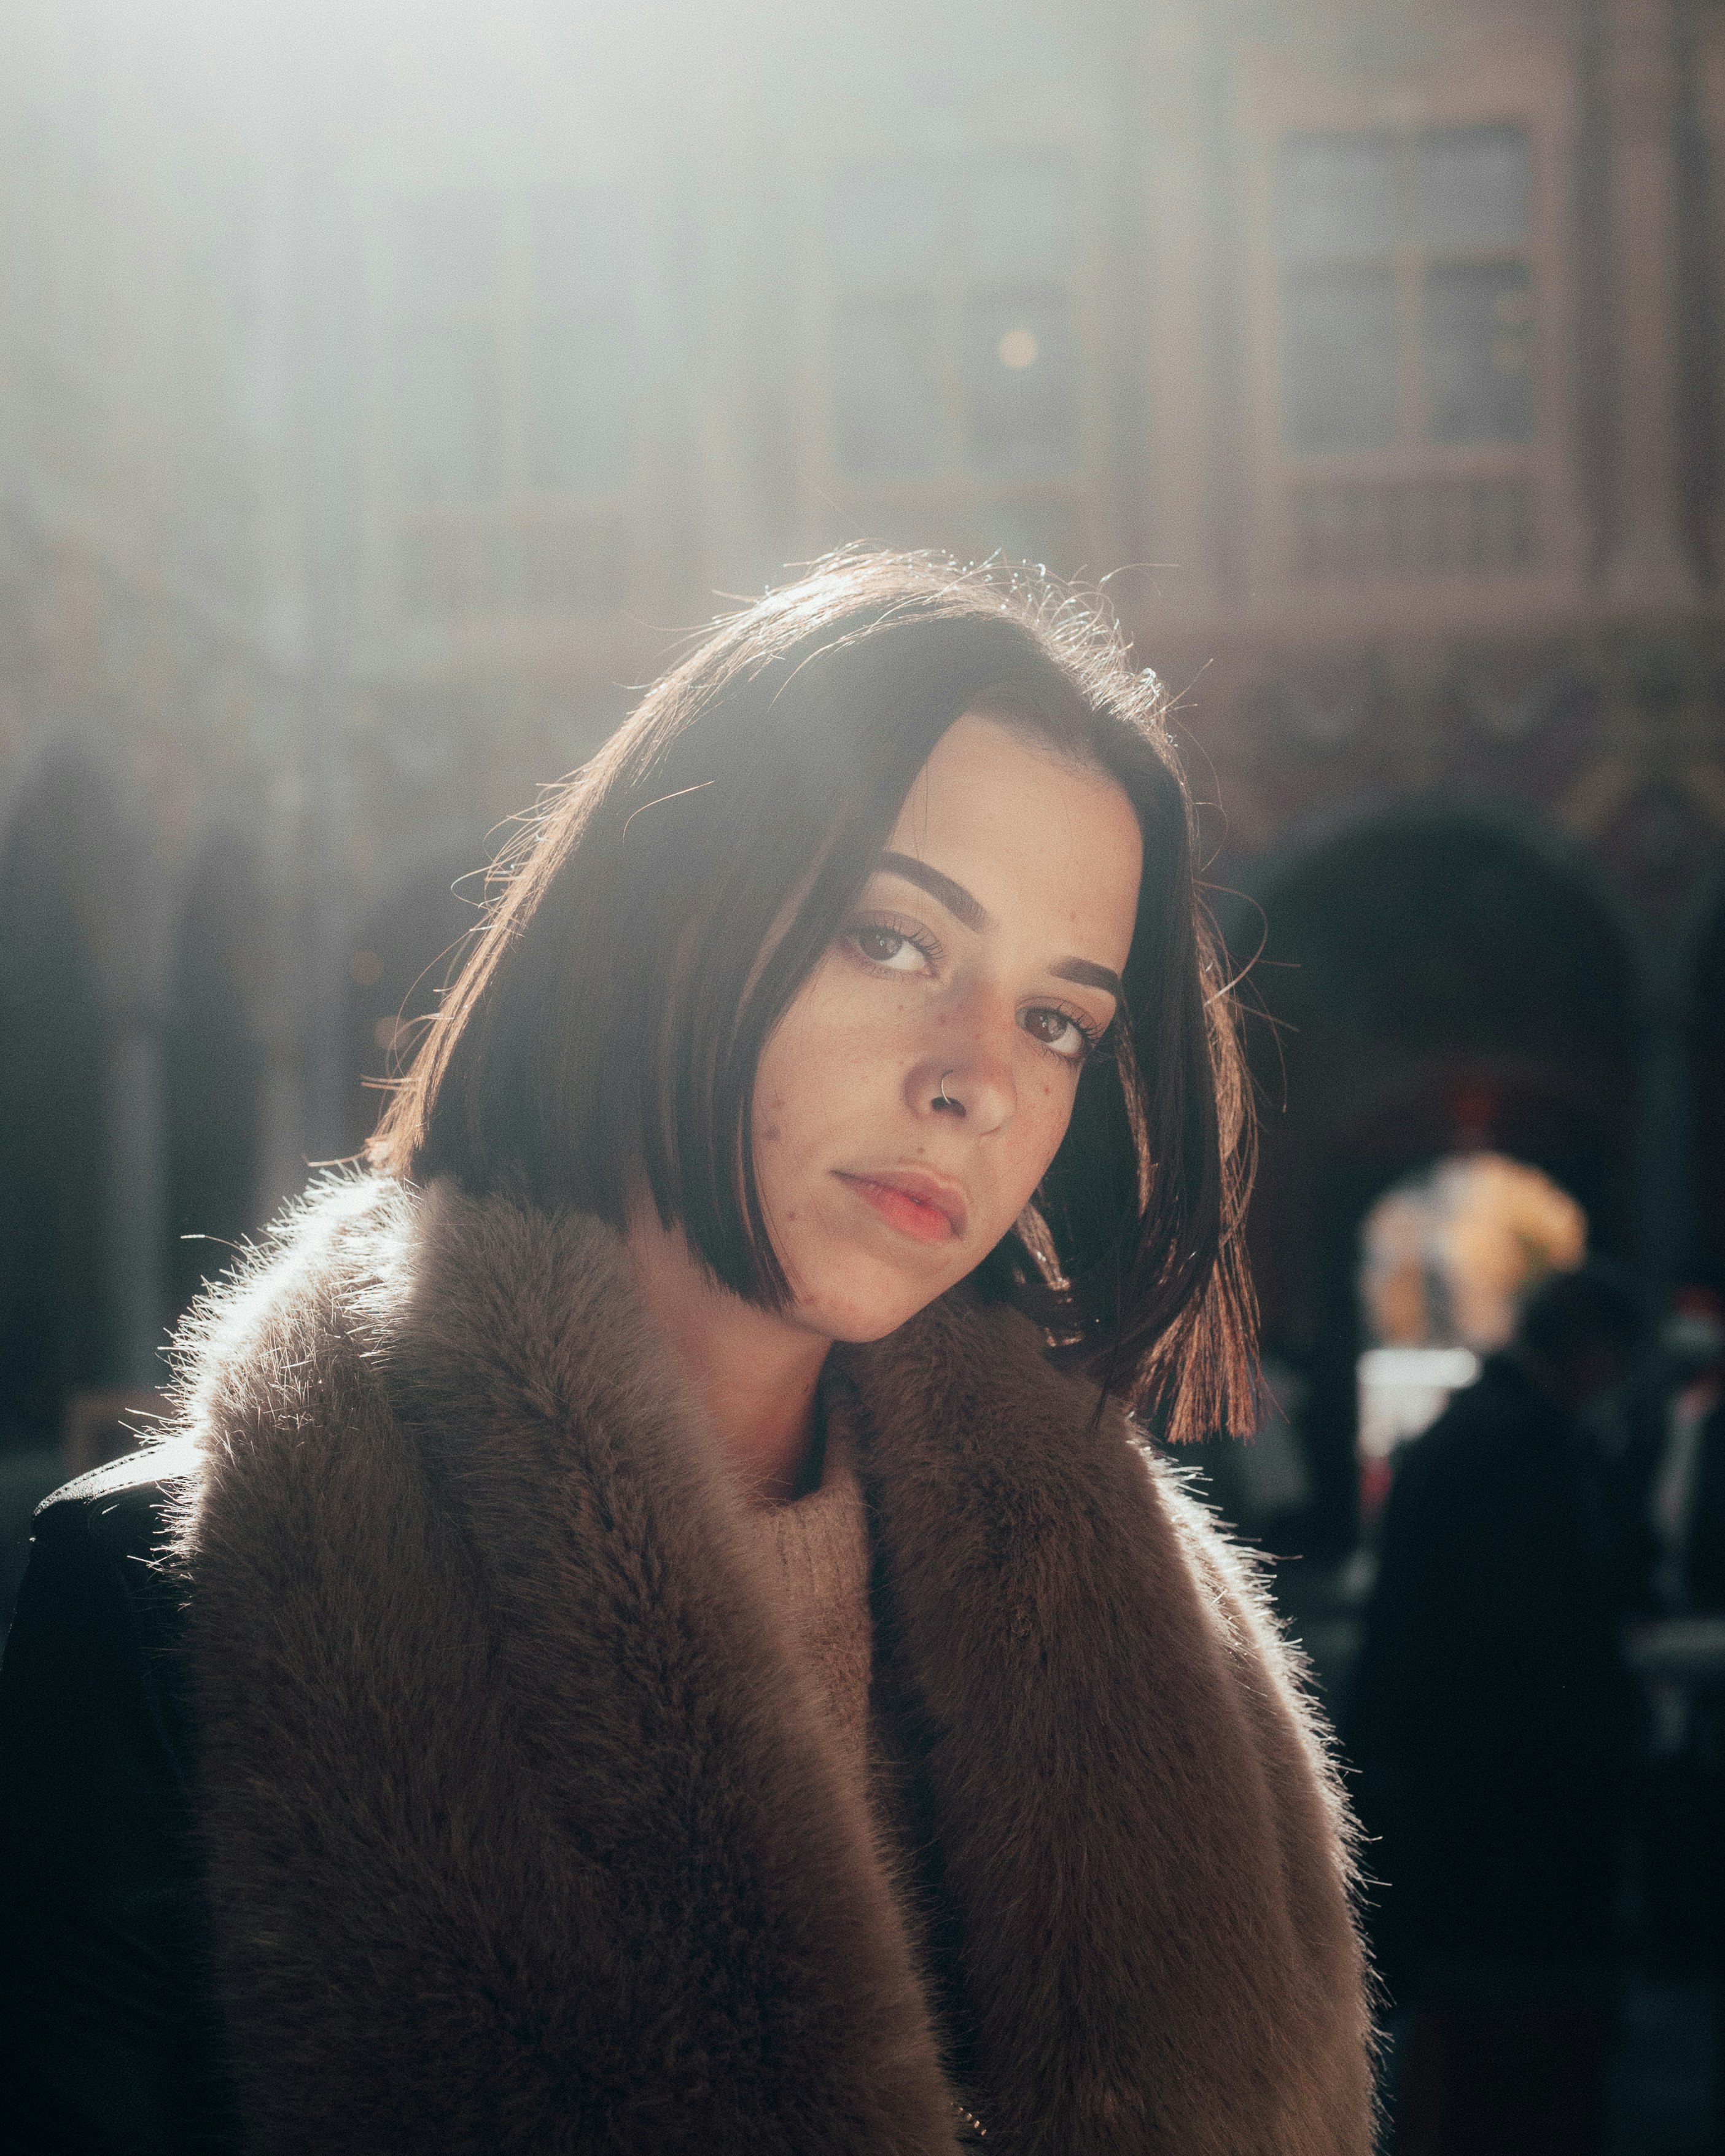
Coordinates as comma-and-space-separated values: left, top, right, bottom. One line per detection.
1008, 1070, 1078, 1205
777, 958, 902, 1078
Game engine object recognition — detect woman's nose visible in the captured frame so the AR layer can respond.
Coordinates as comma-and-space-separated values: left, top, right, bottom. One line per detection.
909, 1024, 1016, 1134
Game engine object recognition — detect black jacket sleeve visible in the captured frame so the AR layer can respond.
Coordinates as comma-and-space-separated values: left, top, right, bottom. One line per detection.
0, 1462, 235, 2155
1345, 1363, 1633, 1988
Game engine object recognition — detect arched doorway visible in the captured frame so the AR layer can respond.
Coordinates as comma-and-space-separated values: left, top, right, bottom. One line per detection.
344, 854, 483, 1156
0, 763, 115, 1447
1232, 810, 1640, 1557
163, 836, 266, 1317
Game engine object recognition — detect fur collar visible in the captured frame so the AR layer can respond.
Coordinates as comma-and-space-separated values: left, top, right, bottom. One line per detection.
169, 1175, 1371, 2155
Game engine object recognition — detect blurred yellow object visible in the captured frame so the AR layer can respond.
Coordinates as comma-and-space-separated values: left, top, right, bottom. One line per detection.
1361, 1151, 1586, 1354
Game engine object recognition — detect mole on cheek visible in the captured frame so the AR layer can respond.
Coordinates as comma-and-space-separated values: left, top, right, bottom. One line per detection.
761, 1124, 782, 1143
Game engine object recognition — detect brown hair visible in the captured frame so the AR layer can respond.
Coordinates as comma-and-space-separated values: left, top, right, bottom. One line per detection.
370, 549, 1256, 1440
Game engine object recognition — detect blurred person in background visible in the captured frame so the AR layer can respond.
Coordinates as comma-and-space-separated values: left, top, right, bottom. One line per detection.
1621, 1289, 1725, 1995
1632, 1288, 1725, 1622
0, 555, 1373, 2155
1346, 1259, 1648, 2155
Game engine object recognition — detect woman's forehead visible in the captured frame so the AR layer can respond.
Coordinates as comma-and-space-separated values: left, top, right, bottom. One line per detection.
881, 713, 1140, 968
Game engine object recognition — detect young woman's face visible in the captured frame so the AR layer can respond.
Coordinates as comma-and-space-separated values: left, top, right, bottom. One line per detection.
752, 710, 1143, 1343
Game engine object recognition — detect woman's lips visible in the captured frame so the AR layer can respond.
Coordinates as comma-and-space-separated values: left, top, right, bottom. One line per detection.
835, 1171, 965, 1245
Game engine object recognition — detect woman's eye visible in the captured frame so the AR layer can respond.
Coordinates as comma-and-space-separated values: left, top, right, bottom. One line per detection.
1021, 1006, 1094, 1062
851, 925, 930, 973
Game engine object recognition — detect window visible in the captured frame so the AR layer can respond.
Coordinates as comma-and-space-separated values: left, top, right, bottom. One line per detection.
524, 189, 636, 493
826, 152, 1081, 485
833, 295, 943, 477
390, 187, 639, 618
1277, 123, 1534, 455
394, 194, 504, 501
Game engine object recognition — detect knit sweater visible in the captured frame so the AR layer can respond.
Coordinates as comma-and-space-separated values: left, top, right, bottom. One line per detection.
747, 1418, 873, 1788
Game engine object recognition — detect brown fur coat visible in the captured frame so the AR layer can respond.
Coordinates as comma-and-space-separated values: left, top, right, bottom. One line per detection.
166, 1173, 1373, 2154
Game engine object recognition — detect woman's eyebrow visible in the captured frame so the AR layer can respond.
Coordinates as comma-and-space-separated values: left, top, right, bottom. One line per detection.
1052, 957, 1123, 1000
878, 851, 990, 932
876, 852, 1123, 1002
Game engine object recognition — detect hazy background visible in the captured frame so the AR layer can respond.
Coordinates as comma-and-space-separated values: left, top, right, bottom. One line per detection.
4, 0, 1723, 1581
5, 0, 1725, 2141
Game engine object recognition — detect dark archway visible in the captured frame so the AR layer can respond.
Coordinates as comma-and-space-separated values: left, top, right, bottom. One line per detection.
1229, 809, 1641, 1557
344, 854, 483, 1156
0, 765, 115, 1449
163, 836, 266, 1317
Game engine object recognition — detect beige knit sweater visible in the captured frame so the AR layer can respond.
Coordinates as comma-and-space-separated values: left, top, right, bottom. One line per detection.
746, 1419, 873, 1785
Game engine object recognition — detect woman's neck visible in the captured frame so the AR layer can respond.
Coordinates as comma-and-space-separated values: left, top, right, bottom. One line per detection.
625, 1211, 831, 1506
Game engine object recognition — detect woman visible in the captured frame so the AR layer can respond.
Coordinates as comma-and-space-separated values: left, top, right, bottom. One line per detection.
0, 552, 1373, 2154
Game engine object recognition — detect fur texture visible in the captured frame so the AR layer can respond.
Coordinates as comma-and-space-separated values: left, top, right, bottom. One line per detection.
165, 1175, 1372, 2154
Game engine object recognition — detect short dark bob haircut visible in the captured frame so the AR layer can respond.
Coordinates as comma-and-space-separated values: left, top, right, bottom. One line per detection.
371, 549, 1256, 1441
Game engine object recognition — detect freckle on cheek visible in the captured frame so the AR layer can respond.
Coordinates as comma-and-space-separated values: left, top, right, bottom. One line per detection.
761, 1124, 782, 1143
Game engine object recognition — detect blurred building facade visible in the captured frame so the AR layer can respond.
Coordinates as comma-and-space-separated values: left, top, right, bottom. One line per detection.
1, 0, 1722, 1541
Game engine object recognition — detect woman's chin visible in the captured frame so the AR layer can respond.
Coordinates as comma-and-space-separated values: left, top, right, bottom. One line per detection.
786, 1248, 962, 1345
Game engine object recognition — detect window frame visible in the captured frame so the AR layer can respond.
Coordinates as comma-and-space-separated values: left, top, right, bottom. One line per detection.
1235, 41, 1584, 607
1276, 123, 1536, 459
797, 133, 1108, 577
375, 178, 658, 637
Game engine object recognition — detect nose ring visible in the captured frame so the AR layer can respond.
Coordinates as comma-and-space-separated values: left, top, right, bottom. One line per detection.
938, 1070, 957, 1108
